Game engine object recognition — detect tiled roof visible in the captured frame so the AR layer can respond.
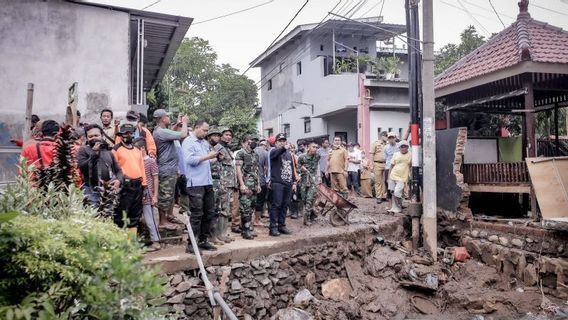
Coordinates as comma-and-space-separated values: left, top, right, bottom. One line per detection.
434, 4, 568, 91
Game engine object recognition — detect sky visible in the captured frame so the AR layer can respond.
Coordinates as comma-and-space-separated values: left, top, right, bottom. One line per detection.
88, 0, 568, 84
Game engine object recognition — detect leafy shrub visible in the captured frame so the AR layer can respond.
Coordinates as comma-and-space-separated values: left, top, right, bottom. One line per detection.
0, 166, 169, 319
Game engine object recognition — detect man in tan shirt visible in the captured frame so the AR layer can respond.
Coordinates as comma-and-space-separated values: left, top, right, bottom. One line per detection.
327, 136, 349, 199
370, 131, 388, 203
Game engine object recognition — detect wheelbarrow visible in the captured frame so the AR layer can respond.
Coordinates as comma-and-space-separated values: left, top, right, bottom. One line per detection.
315, 183, 358, 226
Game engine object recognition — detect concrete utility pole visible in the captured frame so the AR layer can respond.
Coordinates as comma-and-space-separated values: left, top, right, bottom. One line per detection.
421, 0, 437, 260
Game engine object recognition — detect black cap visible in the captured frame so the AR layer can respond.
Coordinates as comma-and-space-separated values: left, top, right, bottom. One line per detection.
126, 110, 140, 121
275, 133, 287, 141
41, 120, 60, 137
118, 123, 136, 134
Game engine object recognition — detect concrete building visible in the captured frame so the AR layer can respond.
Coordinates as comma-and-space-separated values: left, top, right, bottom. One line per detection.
250, 17, 410, 151
0, 0, 191, 184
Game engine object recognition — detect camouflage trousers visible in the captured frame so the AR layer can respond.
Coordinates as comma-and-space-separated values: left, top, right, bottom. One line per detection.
212, 181, 233, 238
301, 185, 317, 224
239, 191, 257, 232
157, 175, 177, 211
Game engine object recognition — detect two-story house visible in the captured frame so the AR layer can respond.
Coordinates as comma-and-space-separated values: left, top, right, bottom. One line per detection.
250, 17, 410, 152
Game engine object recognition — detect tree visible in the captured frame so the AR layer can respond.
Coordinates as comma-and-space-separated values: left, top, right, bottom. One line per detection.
147, 37, 259, 139
435, 26, 486, 76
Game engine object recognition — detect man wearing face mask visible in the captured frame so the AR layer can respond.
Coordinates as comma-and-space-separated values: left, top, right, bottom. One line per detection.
112, 123, 147, 236
206, 126, 225, 246
235, 134, 261, 240
77, 124, 123, 208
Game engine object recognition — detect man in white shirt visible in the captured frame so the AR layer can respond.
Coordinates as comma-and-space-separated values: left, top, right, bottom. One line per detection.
347, 143, 362, 196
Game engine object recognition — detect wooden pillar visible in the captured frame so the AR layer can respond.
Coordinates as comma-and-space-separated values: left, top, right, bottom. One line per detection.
554, 103, 560, 156
445, 110, 451, 129
523, 73, 538, 218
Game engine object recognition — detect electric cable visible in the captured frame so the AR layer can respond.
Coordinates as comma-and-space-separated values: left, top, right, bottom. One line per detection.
242, 0, 311, 76
359, 0, 384, 18
256, 0, 369, 90
193, 0, 275, 25
488, 0, 506, 28
456, 0, 491, 35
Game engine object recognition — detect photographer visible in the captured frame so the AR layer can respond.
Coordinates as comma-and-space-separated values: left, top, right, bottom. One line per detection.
77, 124, 123, 208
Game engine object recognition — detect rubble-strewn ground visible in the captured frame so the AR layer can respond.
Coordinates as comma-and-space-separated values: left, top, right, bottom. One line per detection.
148, 197, 566, 319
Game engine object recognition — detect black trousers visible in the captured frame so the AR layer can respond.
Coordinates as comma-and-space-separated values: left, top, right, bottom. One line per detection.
255, 185, 268, 212
114, 179, 143, 228
321, 171, 331, 187
187, 185, 215, 242
269, 182, 292, 231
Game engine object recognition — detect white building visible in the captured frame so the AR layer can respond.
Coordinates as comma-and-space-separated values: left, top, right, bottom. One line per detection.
250, 17, 410, 151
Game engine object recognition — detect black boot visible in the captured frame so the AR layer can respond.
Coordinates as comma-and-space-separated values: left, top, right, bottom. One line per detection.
242, 229, 254, 240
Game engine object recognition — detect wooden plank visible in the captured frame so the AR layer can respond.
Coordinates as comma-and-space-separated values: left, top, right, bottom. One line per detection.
526, 157, 568, 220
468, 184, 531, 193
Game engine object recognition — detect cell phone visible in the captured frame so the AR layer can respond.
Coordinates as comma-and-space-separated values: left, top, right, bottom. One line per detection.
213, 144, 223, 152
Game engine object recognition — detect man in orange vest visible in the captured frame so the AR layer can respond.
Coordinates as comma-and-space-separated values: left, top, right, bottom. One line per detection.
21, 120, 59, 171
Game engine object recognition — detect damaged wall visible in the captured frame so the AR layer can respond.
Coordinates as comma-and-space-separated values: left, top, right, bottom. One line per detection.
0, 0, 130, 141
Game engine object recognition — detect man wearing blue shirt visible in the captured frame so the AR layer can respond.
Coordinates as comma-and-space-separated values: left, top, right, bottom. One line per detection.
181, 120, 220, 253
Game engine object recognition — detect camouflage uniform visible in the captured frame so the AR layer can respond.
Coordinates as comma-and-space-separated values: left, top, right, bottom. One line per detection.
235, 143, 260, 236
213, 127, 237, 241
298, 153, 320, 225
208, 127, 223, 241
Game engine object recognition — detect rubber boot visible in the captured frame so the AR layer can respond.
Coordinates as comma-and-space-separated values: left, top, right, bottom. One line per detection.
389, 196, 402, 214
241, 214, 254, 240
303, 208, 312, 226
127, 227, 137, 241
216, 216, 233, 243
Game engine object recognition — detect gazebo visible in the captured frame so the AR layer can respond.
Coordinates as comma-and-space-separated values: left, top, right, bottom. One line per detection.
435, 0, 568, 216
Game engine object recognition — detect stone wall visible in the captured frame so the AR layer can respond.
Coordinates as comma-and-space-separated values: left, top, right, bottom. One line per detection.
163, 241, 367, 319
462, 235, 568, 298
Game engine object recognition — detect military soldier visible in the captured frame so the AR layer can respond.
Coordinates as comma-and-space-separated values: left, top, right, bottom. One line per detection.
298, 142, 320, 226
235, 134, 261, 239
207, 126, 226, 245
214, 127, 237, 243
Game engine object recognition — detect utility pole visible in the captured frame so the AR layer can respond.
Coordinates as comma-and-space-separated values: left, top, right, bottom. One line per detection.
421, 0, 437, 260
406, 0, 423, 252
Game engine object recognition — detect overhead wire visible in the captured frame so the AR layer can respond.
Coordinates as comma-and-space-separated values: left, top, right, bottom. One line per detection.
488, 0, 506, 28
456, 0, 491, 35
193, 0, 275, 25
253, 0, 352, 90
242, 0, 311, 76
530, 2, 568, 16
359, 0, 384, 18
141, 0, 161, 10
461, 0, 515, 20
256, 0, 369, 90
378, 0, 386, 18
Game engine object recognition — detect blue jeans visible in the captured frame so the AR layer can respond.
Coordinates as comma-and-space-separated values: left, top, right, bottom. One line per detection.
83, 185, 101, 208
348, 171, 360, 193
269, 182, 292, 231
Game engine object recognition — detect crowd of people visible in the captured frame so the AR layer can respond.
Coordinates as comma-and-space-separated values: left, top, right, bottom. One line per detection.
19, 110, 412, 254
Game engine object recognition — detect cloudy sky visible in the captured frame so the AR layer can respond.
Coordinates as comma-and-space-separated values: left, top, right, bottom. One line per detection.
89, 0, 568, 84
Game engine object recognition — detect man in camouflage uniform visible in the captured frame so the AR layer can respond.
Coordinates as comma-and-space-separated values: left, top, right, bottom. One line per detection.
213, 127, 237, 243
235, 134, 261, 240
207, 126, 226, 245
298, 142, 320, 226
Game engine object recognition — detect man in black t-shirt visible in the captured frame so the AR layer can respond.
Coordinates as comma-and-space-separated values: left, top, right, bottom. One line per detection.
268, 133, 298, 236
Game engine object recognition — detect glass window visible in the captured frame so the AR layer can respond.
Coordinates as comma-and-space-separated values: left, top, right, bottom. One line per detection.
283, 124, 290, 138
297, 62, 302, 75
304, 119, 311, 133
267, 79, 272, 91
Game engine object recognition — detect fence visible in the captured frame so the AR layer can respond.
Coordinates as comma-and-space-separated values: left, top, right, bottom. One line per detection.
462, 162, 530, 185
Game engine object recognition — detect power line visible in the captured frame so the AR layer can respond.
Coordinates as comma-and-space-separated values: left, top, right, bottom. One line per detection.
440, 0, 493, 35
488, 0, 506, 28
457, 0, 491, 35
461, 0, 514, 20
141, 0, 161, 10
255, 0, 369, 90
378, 0, 386, 18
242, 0, 311, 76
359, 0, 384, 17
530, 2, 568, 16
193, 0, 275, 25
253, 0, 347, 89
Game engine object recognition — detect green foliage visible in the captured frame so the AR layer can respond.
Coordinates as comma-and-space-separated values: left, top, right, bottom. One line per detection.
0, 165, 169, 319
435, 25, 486, 75
147, 37, 259, 140
219, 107, 260, 147
374, 56, 402, 76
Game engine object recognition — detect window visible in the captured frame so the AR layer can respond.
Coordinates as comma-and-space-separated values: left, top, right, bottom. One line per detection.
296, 62, 302, 75
266, 128, 273, 137
304, 119, 311, 133
377, 127, 383, 138
388, 127, 393, 133
399, 128, 403, 139
283, 124, 291, 138
267, 79, 272, 91
320, 44, 324, 51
